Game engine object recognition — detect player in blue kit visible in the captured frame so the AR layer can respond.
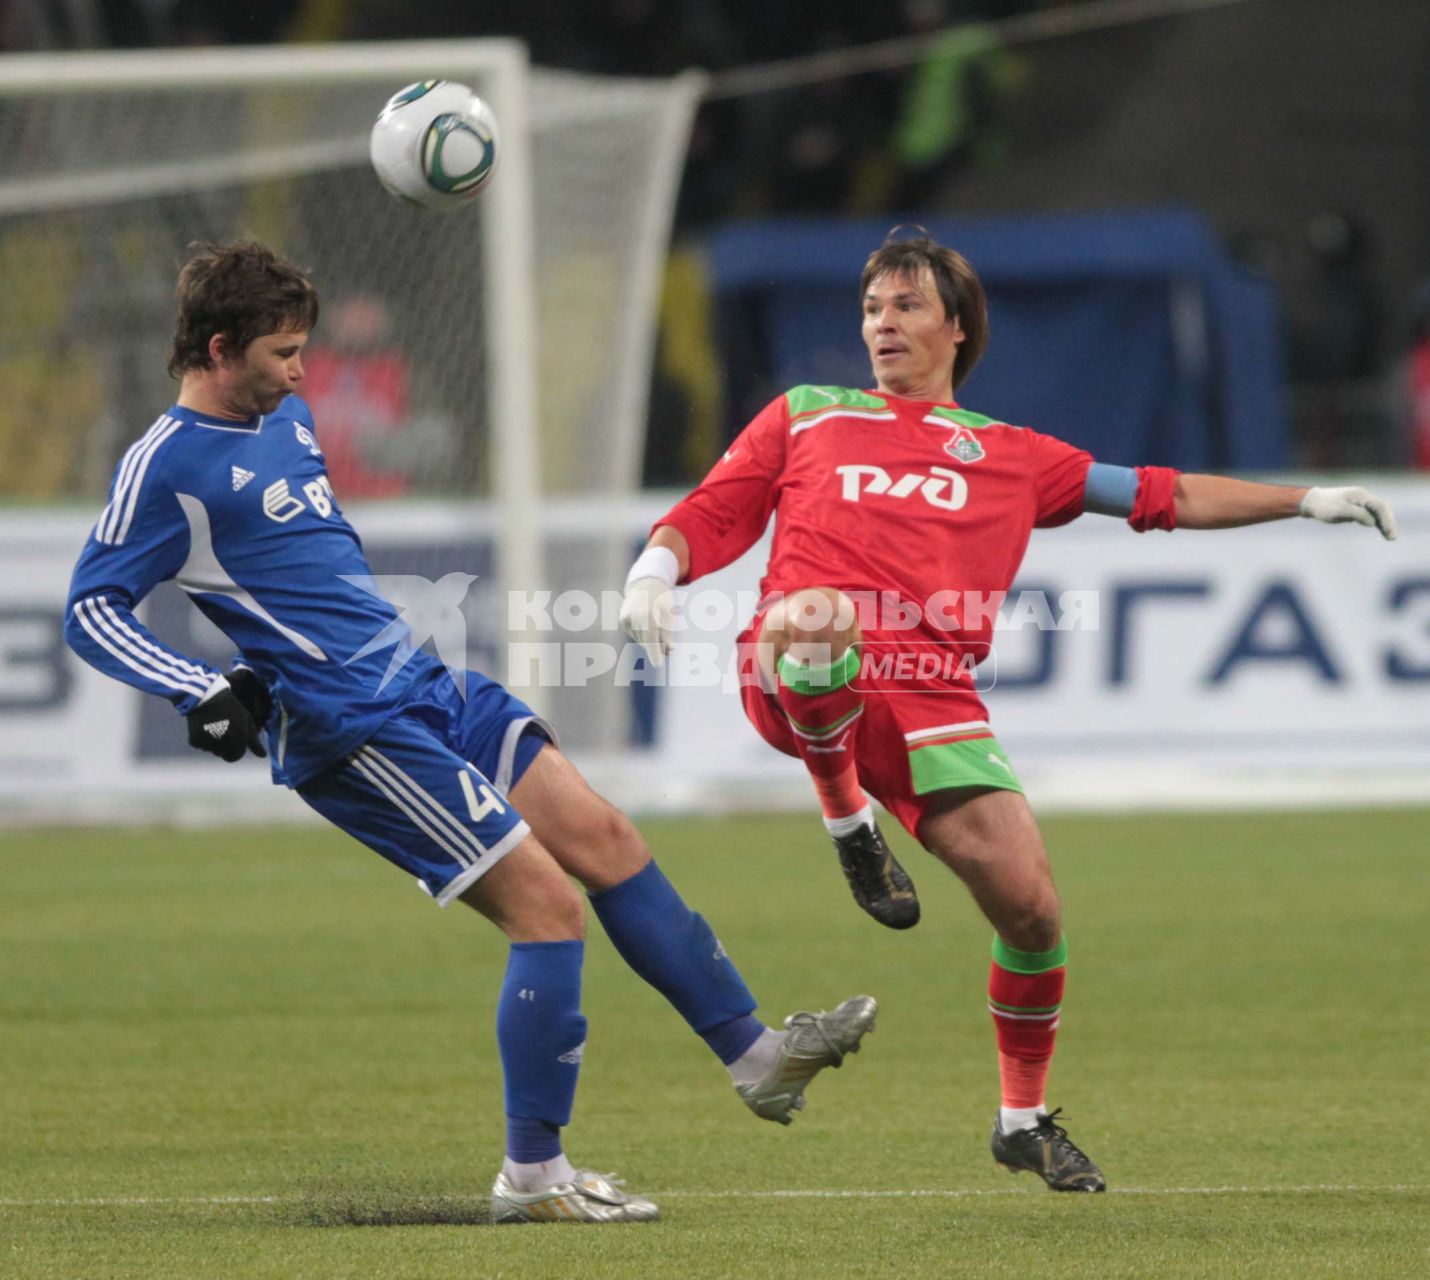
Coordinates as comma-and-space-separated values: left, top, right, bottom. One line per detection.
65, 241, 876, 1224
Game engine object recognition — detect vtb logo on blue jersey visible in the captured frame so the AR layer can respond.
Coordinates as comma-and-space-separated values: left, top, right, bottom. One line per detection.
262, 475, 337, 524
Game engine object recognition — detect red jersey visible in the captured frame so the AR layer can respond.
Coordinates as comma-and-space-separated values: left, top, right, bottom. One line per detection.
659, 385, 1095, 665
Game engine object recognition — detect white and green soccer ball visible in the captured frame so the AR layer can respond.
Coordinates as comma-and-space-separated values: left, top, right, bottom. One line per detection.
369, 80, 499, 211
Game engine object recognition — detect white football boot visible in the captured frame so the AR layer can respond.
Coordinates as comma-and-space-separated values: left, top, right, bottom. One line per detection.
736, 994, 878, 1125
490, 1169, 660, 1223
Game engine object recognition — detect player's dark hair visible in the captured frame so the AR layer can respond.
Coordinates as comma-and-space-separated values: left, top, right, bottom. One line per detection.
860, 227, 989, 390
168, 240, 320, 377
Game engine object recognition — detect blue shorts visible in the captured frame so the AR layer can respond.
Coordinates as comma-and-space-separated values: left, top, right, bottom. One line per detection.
298, 668, 556, 906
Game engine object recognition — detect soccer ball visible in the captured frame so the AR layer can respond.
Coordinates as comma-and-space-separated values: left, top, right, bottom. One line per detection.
369, 80, 499, 212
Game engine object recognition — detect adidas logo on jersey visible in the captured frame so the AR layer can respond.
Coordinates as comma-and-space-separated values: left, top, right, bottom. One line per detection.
204, 720, 230, 738
231, 466, 256, 491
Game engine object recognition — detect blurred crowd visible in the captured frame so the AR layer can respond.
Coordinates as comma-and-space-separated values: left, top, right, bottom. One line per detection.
4, 0, 1043, 230
345, 0, 1042, 228
3, 0, 1427, 484
1234, 210, 1430, 471
16, 0, 1042, 72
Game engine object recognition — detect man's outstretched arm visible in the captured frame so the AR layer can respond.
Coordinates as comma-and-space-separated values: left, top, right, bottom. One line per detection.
1174, 474, 1397, 539
618, 527, 691, 666
644, 524, 691, 576
620, 395, 793, 663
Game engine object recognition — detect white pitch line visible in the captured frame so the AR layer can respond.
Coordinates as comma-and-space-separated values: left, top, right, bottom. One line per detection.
1, 1184, 1425, 1208
0, 1195, 287, 1207
658, 1184, 1430, 1199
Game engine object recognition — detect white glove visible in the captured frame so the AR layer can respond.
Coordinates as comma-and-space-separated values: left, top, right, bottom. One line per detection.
618, 546, 680, 666
1298, 486, 1397, 541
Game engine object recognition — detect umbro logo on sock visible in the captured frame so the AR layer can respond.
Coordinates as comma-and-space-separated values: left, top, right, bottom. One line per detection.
231, 466, 256, 491
204, 720, 230, 738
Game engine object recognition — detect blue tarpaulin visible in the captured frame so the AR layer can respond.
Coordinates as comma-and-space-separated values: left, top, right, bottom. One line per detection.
707, 210, 1287, 470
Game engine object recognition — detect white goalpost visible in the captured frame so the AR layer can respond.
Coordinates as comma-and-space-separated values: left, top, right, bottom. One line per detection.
0, 40, 703, 728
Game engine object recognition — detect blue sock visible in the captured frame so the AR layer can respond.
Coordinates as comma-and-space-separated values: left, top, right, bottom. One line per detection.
498, 940, 587, 1162
505, 1116, 561, 1164
589, 861, 764, 1064
701, 1012, 768, 1066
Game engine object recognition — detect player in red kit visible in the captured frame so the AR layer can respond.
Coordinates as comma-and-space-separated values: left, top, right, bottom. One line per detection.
619, 232, 1397, 1191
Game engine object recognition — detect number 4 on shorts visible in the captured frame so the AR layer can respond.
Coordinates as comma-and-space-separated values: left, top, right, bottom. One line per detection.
459, 770, 507, 822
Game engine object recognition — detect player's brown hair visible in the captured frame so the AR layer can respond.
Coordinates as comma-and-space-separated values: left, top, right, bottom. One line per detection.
168, 240, 320, 377
860, 228, 989, 390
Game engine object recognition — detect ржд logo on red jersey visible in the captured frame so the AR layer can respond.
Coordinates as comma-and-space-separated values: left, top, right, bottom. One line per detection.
836, 463, 969, 511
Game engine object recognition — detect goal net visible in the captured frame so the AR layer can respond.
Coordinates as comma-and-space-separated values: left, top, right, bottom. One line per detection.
0, 40, 702, 757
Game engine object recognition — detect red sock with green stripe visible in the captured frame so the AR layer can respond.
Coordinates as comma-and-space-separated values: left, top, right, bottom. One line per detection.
776, 648, 866, 820
989, 935, 1067, 1126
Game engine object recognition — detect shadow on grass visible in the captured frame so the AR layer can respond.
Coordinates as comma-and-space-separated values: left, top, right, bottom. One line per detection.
291, 1192, 494, 1228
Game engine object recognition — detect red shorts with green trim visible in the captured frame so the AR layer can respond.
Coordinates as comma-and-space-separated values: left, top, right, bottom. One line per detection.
736, 624, 1023, 840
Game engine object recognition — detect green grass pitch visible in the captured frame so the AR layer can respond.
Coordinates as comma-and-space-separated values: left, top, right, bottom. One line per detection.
3, 808, 1427, 1278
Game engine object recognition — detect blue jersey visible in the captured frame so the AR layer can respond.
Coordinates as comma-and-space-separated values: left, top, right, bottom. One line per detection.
66, 395, 443, 787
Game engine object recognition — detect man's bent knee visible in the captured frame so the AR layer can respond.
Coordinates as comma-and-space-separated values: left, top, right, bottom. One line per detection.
918, 789, 1062, 951
460, 839, 586, 942
509, 747, 651, 891
568, 803, 649, 893
759, 586, 861, 673
996, 892, 1062, 954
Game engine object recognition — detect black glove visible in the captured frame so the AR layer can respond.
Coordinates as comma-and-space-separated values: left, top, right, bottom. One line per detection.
227, 666, 273, 730
187, 683, 267, 762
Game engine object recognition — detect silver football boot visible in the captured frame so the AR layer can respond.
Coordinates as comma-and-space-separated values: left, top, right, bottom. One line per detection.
490, 1169, 660, 1223
735, 994, 878, 1125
